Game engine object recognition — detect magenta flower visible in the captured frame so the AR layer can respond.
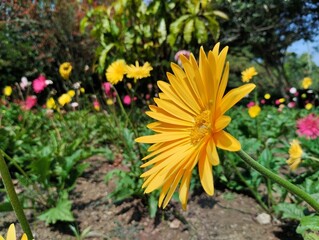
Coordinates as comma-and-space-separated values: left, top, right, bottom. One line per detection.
123, 95, 132, 105
32, 75, 47, 93
103, 82, 112, 96
296, 114, 319, 139
246, 101, 255, 108
23, 95, 37, 110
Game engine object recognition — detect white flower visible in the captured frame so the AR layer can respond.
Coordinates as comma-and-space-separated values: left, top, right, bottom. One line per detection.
20, 76, 30, 90
45, 80, 53, 85
70, 102, 79, 108
289, 87, 297, 94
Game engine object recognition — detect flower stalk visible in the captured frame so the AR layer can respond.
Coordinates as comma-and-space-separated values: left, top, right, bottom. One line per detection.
0, 152, 33, 240
236, 149, 319, 213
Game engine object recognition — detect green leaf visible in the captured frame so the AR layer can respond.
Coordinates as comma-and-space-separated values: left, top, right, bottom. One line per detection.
274, 202, 306, 220
194, 18, 207, 44
183, 19, 194, 43
157, 18, 167, 44
38, 193, 74, 225
148, 194, 158, 218
167, 14, 190, 46
98, 43, 115, 72
296, 215, 319, 235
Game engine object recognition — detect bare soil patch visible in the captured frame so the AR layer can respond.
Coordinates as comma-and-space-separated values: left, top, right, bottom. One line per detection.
0, 156, 301, 240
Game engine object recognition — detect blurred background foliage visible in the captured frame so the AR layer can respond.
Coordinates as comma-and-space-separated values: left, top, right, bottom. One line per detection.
0, 0, 318, 96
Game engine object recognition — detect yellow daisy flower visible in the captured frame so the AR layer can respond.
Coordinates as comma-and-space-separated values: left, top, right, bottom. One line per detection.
46, 97, 56, 109
264, 93, 271, 99
126, 61, 153, 82
248, 105, 261, 118
0, 224, 28, 240
105, 59, 127, 85
241, 67, 258, 82
3, 86, 12, 97
305, 103, 313, 110
135, 43, 256, 209
67, 90, 75, 97
302, 77, 312, 89
286, 140, 303, 170
59, 62, 72, 80
58, 93, 72, 106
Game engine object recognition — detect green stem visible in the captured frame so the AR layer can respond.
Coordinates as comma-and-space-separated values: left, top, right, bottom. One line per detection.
236, 149, 319, 213
307, 156, 319, 163
0, 152, 33, 239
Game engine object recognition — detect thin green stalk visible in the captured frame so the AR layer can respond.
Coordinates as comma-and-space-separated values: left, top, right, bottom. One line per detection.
0, 152, 33, 239
236, 149, 319, 213
228, 156, 269, 212
1, 150, 48, 208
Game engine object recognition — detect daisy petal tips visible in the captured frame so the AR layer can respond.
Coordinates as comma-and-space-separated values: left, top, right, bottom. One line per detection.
136, 43, 256, 210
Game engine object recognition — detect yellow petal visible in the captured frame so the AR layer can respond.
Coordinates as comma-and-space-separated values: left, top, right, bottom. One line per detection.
162, 167, 185, 208
214, 130, 241, 151
135, 132, 189, 144
198, 149, 214, 195
21, 234, 28, 240
0, 236, 4, 240
216, 62, 229, 104
7, 224, 16, 240
157, 81, 197, 115
219, 83, 256, 116
206, 139, 220, 166
214, 115, 231, 132
179, 169, 192, 210
153, 98, 194, 122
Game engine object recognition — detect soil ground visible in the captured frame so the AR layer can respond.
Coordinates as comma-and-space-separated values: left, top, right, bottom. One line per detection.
0, 156, 302, 240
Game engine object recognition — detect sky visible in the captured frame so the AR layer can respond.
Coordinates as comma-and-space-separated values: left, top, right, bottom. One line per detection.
287, 36, 319, 66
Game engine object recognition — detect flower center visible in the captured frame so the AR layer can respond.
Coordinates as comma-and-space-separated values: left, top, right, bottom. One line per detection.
190, 110, 211, 145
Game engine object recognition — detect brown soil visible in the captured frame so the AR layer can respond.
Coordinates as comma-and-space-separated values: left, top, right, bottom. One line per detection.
0, 156, 301, 240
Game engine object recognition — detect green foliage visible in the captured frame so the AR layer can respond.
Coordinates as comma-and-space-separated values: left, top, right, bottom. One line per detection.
0, 1, 95, 91
38, 192, 74, 225
296, 216, 319, 239
0, 104, 116, 224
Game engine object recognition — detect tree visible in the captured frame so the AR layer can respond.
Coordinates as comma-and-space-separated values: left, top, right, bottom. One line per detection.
215, 0, 319, 94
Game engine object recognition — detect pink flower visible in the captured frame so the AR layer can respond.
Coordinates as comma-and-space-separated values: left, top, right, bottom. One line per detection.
103, 82, 112, 95
296, 114, 319, 139
93, 99, 100, 111
123, 95, 132, 105
260, 99, 266, 104
23, 95, 37, 110
246, 101, 255, 108
32, 75, 47, 93
288, 102, 296, 108
174, 50, 191, 66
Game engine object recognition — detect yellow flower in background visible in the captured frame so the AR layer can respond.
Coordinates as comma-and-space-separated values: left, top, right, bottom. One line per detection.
135, 44, 256, 209
305, 103, 313, 110
302, 77, 312, 89
241, 67, 258, 82
46, 97, 56, 109
106, 99, 114, 105
264, 93, 271, 99
126, 61, 153, 82
58, 93, 72, 106
59, 62, 72, 80
278, 98, 285, 103
248, 105, 261, 118
67, 90, 75, 97
0, 224, 28, 240
286, 140, 303, 170
80, 87, 85, 94
105, 59, 127, 85
3, 86, 12, 96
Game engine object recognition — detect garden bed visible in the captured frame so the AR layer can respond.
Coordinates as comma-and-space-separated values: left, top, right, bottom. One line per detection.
0, 156, 301, 240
